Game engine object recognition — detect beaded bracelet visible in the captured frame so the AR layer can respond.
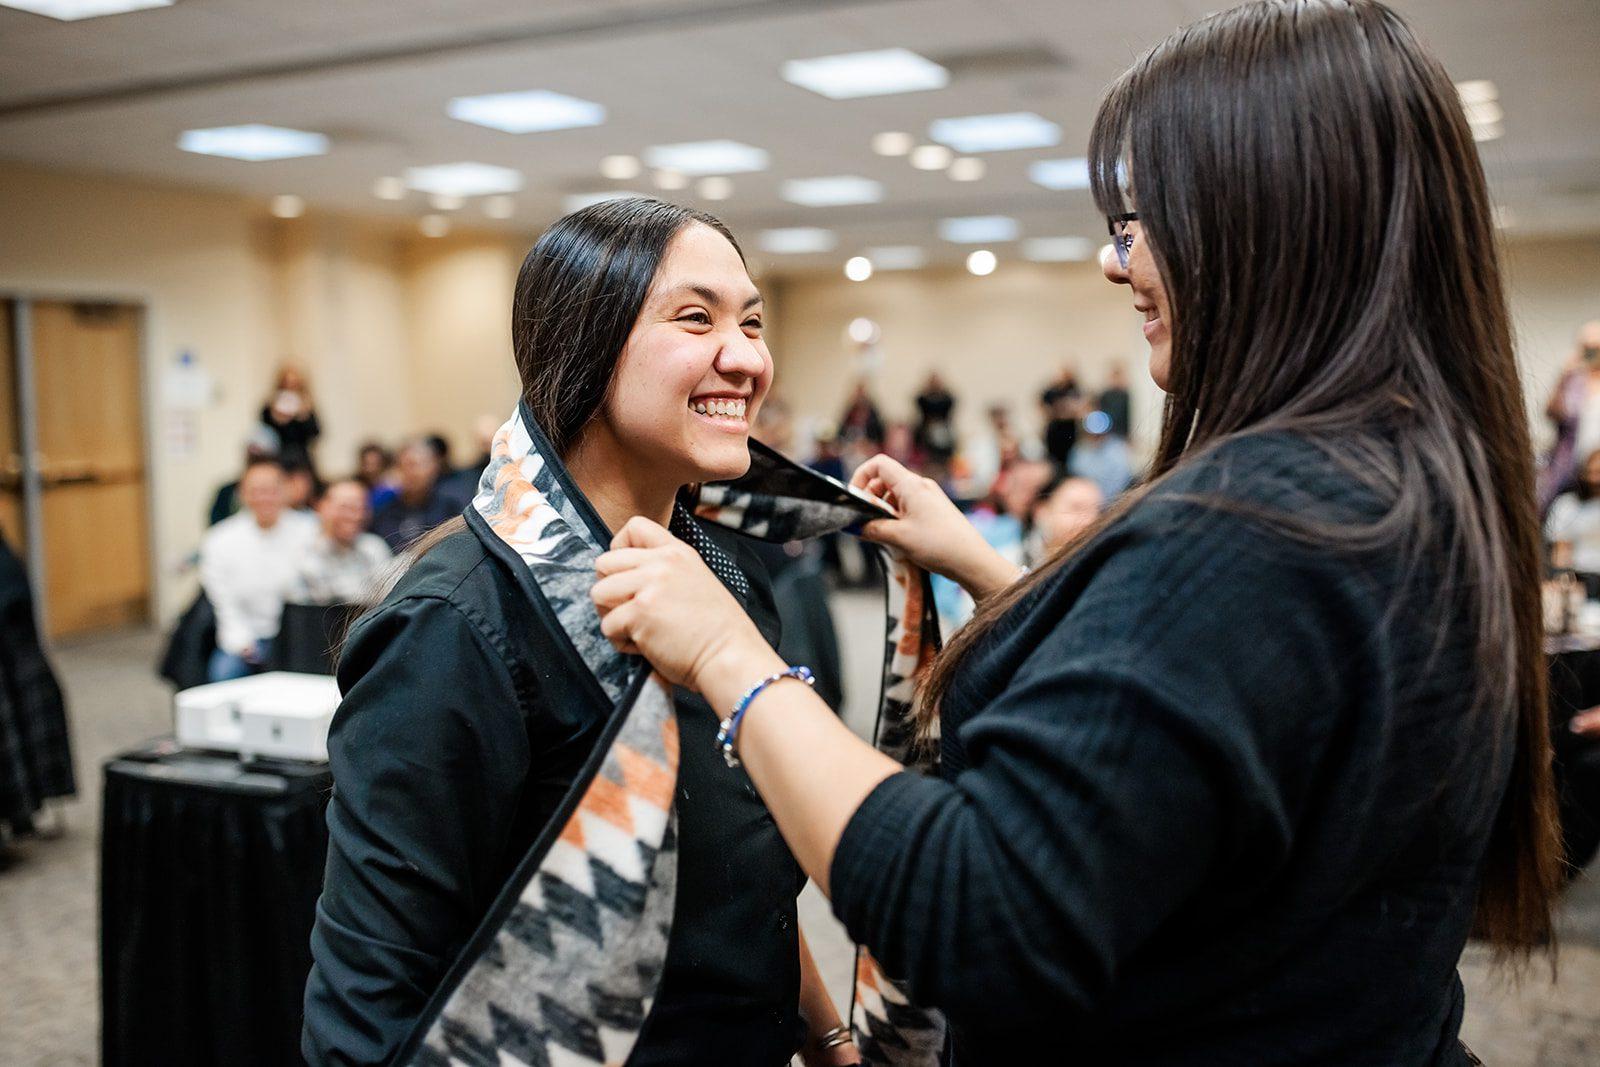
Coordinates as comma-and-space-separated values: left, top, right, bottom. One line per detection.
716, 665, 815, 767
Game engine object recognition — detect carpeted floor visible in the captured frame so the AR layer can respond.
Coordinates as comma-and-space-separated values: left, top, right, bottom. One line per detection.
3, 594, 1600, 1064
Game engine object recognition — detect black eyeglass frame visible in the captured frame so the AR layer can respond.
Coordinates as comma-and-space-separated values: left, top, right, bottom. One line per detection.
1107, 212, 1140, 270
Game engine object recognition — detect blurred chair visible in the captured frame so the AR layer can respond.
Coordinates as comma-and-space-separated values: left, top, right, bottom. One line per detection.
271, 602, 353, 676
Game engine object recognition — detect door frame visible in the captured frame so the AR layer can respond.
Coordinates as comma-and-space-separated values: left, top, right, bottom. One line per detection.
2, 289, 156, 640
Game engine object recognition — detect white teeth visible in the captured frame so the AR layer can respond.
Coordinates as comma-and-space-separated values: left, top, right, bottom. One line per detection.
689, 397, 747, 418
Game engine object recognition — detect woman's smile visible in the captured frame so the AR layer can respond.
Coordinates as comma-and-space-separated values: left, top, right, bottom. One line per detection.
688, 391, 750, 431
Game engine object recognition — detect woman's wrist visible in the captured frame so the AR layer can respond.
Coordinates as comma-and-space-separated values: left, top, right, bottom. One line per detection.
952, 543, 1027, 602
695, 632, 788, 712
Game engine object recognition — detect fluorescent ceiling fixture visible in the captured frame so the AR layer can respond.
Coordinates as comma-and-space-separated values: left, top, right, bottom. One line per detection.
872, 131, 914, 156
563, 190, 633, 213
910, 144, 953, 171
405, 162, 523, 197
429, 193, 463, 211
759, 228, 837, 254
447, 90, 605, 134
653, 169, 689, 191
372, 176, 406, 201
782, 48, 949, 100
845, 256, 874, 282
966, 249, 997, 276
483, 196, 516, 219
1023, 236, 1094, 262
1463, 99, 1503, 126
178, 124, 328, 162
419, 215, 450, 238
600, 154, 642, 180
1029, 157, 1090, 190
930, 112, 1060, 153
697, 176, 733, 200
1472, 123, 1503, 143
863, 245, 926, 271
948, 157, 986, 182
781, 176, 883, 207
0, 0, 171, 20
270, 195, 304, 219
1456, 80, 1498, 106
939, 215, 1018, 243
643, 140, 769, 176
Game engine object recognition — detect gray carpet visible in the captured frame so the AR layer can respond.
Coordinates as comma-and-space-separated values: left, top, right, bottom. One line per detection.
3, 598, 1600, 1065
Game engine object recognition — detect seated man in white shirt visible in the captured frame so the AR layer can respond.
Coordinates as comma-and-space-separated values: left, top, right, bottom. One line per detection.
292, 479, 393, 606
199, 459, 319, 681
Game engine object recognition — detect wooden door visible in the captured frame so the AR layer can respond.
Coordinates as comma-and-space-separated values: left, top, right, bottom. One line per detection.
30, 300, 150, 637
0, 301, 23, 554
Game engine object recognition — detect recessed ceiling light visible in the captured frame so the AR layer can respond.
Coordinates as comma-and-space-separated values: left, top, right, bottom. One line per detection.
643, 140, 769, 176
484, 196, 516, 219
372, 176, 406, 201
948, 157, 986, 182
1023, 236, 1094, 262
910, 144, 953, 171
653, 169, 689, 191
1472, 123, 1504, 143
405, 162, 523, 197
698, 176, 733, 200
0, 0, 171, 20
872, 131, 914, 156
845, 256, 874, 282
429, 193, 464, 211
270, 195, 304, 219
1456, 80, 1498, 106
759, 228, 837, 254
446, 90, 605, 134
600, 154, 642, 180
782, 48, 949, 100
563, 190, 633, 214
419, 215, 450, 238
781, 176, 884, 207
848, 318, 880, 345
940, 215, 1018, 243
1029, 158, 1091, 190
1463, 99, 1503, 126
863, 245, 926, 271
929, 112, 1060, 154
178, 124, 328, 162
966, 249, 997, 276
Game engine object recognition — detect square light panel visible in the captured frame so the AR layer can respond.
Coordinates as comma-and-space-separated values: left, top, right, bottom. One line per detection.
1029, 158, 1091, 191
782, 48, 949, 100
939, 215, 1019, 243
759, 228, 838, 254
929, 112, 1060, 153
780, 176, 884, 207
178, 124, 329, 161
0, 0, 171, 19
447, 90, 605, 134
643, 140, 769, 176
1023, 237, 1095, 262
863, 245, 927, 271
405, 163, 524, 197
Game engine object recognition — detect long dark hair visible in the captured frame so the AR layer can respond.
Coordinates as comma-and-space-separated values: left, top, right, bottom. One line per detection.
371, 197, 744, 577
921, 0, 1559, 957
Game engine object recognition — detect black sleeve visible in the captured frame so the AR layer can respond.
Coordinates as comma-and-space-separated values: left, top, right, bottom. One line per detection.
302, 596, 531, 1065
828, 502, 1370, 1026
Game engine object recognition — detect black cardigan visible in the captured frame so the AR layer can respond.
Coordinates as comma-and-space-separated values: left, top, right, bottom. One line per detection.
831, 431, 1506, 1066
302, 518, 805, 1065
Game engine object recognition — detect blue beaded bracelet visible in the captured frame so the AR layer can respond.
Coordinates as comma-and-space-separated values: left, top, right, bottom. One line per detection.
716, 665, 815, 767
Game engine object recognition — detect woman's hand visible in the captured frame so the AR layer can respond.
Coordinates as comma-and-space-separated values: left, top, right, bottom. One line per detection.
592, 516, 775, 692
850, 453, 1023, 601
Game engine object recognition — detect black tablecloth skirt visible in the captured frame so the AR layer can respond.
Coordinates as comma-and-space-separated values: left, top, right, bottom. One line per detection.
100, 740, 331, 1067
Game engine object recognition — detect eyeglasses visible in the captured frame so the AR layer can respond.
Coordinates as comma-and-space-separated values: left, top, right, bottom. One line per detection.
1107, 212, 1139, 270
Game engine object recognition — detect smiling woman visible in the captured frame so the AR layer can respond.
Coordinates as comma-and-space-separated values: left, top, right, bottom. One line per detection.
302, 198, 858, 1067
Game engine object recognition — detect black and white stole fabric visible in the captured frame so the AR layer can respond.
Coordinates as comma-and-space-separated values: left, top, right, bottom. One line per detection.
398, 402, 946, 1066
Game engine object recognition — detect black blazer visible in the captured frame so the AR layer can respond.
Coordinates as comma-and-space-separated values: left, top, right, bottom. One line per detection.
303, 517, 805, 1065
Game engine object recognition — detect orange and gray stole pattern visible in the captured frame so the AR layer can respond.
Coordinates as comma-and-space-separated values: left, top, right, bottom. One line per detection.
403, 407, 679, 1067
691, 440, 948, 1066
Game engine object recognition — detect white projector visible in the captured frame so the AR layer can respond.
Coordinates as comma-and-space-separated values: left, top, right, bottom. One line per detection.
174, 671, 342, 762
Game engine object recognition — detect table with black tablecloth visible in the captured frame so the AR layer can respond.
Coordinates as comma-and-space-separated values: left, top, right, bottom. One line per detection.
100, 738, 331, 1067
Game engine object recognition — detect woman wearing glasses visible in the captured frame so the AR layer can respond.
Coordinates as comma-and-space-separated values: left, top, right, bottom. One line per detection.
592, 1, 1559, 1063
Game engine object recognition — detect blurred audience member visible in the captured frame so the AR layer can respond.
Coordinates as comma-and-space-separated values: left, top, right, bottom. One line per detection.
293, 480, 393, 605
199, 459, 318, 681
370, 439, 462, 551
838, 381, 885, 452
441, 415, 503, 503
913, 371, 958, 464
208, 425, 280, 526
1541, 320, 1600, 512
963, 402, 1041, 499
261, 365, 320, 466
754, 394, 795, 456
355, 441, 398, 511
282, 458, 321, 513
1099, 364, 1132, 439
1032, 475, 1106, 558
1069, 410, 1135, 500
884, 422, 919, 468
1547, 448, 1600, 573
1040, 363, 1083, 468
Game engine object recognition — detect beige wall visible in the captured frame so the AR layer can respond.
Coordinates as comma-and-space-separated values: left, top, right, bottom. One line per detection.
2, 158, 1598, 624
